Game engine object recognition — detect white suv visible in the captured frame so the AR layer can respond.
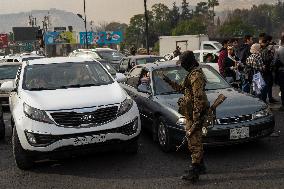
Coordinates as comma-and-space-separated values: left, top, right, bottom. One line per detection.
0, 57, 141, 170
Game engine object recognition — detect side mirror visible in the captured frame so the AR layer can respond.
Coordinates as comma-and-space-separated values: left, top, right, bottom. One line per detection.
0, 81, 16, 93
137, 84, 151, 94
115, 73, 127, 83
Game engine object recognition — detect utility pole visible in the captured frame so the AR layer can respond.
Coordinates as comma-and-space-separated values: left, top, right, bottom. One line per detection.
144, 0, 149, 55
84, 0, 88, 49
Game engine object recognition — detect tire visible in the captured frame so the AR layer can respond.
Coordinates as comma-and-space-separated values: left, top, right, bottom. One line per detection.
125, 138, 139, 154
12, 127, 34, 170
156, 117, 173, 152
0, 117, 4, 140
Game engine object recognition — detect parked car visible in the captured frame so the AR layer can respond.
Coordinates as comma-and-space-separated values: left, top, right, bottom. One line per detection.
70, 48, 125, 71
1, 54, 44, 63
0, 57, 141, 169
93, 48, 125, 71
0, 62, 21, 108
0, 104, 4, 140
120, 61, 275, 152
69, 51, 117, 78
119, 55, 166, 73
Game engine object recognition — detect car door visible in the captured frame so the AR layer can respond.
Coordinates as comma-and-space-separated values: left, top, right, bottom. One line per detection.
119, 58, 130, 73
122, 67, 154, 127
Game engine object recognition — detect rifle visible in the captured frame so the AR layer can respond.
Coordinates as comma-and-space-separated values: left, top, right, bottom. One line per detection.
176, 94, 227, 151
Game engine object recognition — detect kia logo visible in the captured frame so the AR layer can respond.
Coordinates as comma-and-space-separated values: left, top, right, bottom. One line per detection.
81, 114, 95, 122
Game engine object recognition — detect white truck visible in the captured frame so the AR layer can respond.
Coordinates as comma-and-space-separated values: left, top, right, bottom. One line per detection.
159, 34, 222, 57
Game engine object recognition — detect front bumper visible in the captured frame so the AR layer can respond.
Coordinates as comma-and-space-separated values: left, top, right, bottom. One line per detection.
168, 115, 275, 146
14, 103, 141, 152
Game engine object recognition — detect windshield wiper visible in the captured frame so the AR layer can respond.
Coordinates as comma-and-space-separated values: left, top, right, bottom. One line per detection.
28, 87, 55, 91
58, 84, 97, 89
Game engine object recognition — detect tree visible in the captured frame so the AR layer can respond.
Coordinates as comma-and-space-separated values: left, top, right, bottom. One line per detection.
172, 17, 207, 35
181, 0, 191, 21
218, 17, 255, 37
207, 0, 219, 24
125, 14, 145, 47
169, 2, 180, 27
151, 3, 171, 37
105, 22, 128, 32
194, 2, 209, 16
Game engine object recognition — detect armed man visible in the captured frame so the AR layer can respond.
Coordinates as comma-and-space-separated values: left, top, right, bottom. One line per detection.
163, 51, 209, 183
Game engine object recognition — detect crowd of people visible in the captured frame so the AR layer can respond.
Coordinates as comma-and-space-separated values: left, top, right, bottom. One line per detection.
217, 33, 284, 110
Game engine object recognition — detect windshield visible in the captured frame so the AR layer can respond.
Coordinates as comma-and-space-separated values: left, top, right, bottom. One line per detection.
101, 62, 117, 76
70, 52, 102, 60
152, 66, 230, 95
0, 65, 20, 80
23, 62, 114, 91
136, 57, 166, 65
96, 50, 124, 61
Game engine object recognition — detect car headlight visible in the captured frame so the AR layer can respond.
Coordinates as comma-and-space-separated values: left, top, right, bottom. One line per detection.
176, 117, 187, 126
117, 98, 133, 116
23, 103, 54, 124
252, 107, 272, 120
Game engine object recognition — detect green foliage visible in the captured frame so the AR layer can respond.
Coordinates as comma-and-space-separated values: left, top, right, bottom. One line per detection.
181, 0, 192, 21
169, 2, 180, 27
172, 17, 207, 36
218, 17, 255, 37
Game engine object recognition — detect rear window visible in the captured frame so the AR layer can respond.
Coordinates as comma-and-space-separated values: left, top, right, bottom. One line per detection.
0, 65, 20, 80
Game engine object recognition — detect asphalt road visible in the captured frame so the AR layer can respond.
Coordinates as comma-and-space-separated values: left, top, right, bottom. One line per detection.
0, 96, 283, 189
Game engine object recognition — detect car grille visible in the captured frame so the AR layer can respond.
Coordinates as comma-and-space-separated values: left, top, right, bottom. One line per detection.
216, 114, 253, 125
50, 106, 119, 127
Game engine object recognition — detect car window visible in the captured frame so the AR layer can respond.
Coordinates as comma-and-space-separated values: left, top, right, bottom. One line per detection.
22, 62, 114, 91
128, 67, 143, 77
203, 44, 216, 50
96, 51, 124, 61
126, 67, 143, 88
0, 65, 20, 80
121, 58, 130, 66
152, 66, 230, 95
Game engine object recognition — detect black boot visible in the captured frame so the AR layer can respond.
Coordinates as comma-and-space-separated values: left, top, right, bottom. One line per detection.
181, 163, 200, 183
199, 159, 207, 175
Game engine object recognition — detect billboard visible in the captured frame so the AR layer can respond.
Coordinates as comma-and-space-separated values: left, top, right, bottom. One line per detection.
12, 27, 38, 41
44, 31, 76, 45
0, 34, 8, 48
79, 31, 123, 45
79, 32, 93, 45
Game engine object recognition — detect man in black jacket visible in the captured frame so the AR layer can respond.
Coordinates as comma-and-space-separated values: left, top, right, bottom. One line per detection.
238, 35, 253, 64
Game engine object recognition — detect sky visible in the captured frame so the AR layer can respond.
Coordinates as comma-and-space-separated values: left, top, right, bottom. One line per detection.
0, 0, 274, 24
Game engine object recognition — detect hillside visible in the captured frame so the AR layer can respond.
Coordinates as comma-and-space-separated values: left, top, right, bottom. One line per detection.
0, 9, 87, 33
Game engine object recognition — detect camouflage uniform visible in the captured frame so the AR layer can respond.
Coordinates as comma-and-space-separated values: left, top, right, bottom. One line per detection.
166, 67, 209, 164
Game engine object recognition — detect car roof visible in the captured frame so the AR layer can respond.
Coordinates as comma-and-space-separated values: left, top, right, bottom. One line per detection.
138, 60, 210, 71
125, 55, 163, 59
26, 57, 94, 65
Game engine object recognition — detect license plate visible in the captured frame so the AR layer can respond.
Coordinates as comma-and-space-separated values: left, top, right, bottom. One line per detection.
73, 135, 106, 146
230, 127, 249, 140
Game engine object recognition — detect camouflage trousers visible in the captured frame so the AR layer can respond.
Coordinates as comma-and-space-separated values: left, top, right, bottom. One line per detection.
186, 121, 203, 164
